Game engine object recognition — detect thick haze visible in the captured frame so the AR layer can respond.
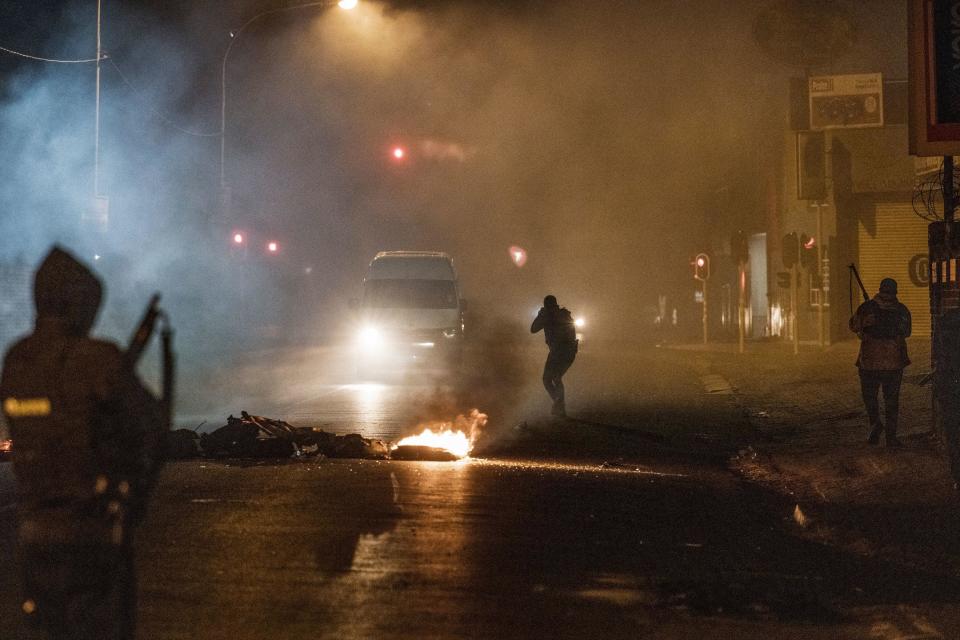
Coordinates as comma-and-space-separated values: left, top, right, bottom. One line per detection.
0, 0, 905, 399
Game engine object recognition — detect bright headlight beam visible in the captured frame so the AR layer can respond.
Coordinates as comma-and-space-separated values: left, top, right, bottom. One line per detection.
358, 326, 384, 350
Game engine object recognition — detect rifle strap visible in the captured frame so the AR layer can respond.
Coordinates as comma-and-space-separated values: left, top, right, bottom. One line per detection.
849, 266, 853, 316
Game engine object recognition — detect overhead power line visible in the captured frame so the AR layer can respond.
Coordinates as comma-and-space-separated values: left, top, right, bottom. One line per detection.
0, 44, 102, 64
0, 40, 221, 138
107, 59, 221, 138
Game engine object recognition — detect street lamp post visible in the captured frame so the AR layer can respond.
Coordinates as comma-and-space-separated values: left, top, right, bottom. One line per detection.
94, 0, 102, 198
219, 0, 357, 215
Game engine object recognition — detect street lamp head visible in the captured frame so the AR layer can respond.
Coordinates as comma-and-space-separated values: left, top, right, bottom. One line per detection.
338, 0, 358, 9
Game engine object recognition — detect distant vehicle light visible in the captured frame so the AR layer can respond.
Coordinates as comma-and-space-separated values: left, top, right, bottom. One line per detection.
575, 317, 585, 328
267, 241, 279, 253
338, 0, 358, 9
392, 146, 406, 160
508, 245, 528, 267
233, 233, 244, 245
358, 326, 384, 351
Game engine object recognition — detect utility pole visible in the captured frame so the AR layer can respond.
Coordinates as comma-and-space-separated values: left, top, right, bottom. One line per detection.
946, 155, 955, 223
738, 260, 746, 354
792, 237, 800, 355
94, 0, 102, 198
702, 279, 708, 345
810, 202, 829, 346
693, 253, 710, 345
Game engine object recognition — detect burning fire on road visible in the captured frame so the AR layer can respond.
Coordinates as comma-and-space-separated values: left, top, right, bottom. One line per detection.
392, 409, 487, 461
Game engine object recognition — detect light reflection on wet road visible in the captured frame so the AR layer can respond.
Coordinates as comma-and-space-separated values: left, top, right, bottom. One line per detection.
178, 344, 528, 442
5, 346, 960, 638
129, 457, 960, 640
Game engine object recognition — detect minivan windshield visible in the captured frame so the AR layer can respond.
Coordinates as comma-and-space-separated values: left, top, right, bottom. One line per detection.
363, 279, 458, 309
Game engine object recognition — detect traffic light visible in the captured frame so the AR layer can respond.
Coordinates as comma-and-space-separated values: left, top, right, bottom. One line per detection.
800, 234, 817, 270
782, 232, 798, 268
776, 271, 792, 288
693, 253, 710, 281
731, 230, 749, 265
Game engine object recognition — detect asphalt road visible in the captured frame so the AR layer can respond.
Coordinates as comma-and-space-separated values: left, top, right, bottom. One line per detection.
4, 345, 960, 638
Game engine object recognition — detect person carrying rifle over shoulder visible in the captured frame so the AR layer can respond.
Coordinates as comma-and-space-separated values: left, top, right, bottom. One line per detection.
849, 276, 911, 447
0, 246, 173, 640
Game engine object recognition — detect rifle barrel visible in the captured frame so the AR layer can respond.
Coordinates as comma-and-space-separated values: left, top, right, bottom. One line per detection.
849, 264, 869, 302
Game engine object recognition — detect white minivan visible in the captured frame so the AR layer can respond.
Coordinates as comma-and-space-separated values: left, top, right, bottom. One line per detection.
353, 251, 465, 375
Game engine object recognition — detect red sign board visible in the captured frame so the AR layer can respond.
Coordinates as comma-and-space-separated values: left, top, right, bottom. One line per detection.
909, 0, 960, 155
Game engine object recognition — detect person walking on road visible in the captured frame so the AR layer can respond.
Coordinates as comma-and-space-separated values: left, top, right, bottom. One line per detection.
531, 295, 578, 417
0, 247, 167, 640
849, 277, 911, 447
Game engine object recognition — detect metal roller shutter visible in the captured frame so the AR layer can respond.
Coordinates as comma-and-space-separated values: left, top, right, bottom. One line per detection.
857, 203, 931, 337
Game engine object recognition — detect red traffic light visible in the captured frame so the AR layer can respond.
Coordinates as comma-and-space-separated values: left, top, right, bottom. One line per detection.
693, 253, 710, 281
391, 146, 406, 160
509, 245, 528, 267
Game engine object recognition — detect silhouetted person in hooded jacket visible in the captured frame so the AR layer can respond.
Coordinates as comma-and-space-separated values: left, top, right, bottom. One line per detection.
531, 295, 578, 417
0, 246, 164, 640
849, 277, 911, 447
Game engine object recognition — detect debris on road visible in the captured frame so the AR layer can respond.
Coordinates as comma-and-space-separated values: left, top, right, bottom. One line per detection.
197, 411, 389, 460
164, 411, 482, 462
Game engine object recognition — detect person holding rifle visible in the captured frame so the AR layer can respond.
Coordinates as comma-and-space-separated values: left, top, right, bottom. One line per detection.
0, 246, 172, 640
849, 274, 911, 447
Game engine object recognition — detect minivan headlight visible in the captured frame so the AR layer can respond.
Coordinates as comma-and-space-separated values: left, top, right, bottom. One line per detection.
358, 326, 385, 351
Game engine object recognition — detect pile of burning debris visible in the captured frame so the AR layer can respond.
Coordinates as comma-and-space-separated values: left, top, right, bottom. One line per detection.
166, 410, 486, 462
166, 411, 390, 460
0, 411, 485, 463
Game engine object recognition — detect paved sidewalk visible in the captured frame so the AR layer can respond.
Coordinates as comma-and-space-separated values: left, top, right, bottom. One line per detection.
665, 337, 960, 575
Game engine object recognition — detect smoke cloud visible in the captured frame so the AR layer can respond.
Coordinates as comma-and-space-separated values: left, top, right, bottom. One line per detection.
0, 0, 904, 423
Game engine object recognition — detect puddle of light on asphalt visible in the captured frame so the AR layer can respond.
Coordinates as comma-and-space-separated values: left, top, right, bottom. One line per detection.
469, 458, 687, 478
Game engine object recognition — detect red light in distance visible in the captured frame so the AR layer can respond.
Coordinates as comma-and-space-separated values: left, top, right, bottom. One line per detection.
509, 245, 528, 267
233, 233, 245, 245
267, 241, 279, 253
696, 257, 706, 267
392, 146, 406, 160
804, 236, 816, 249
